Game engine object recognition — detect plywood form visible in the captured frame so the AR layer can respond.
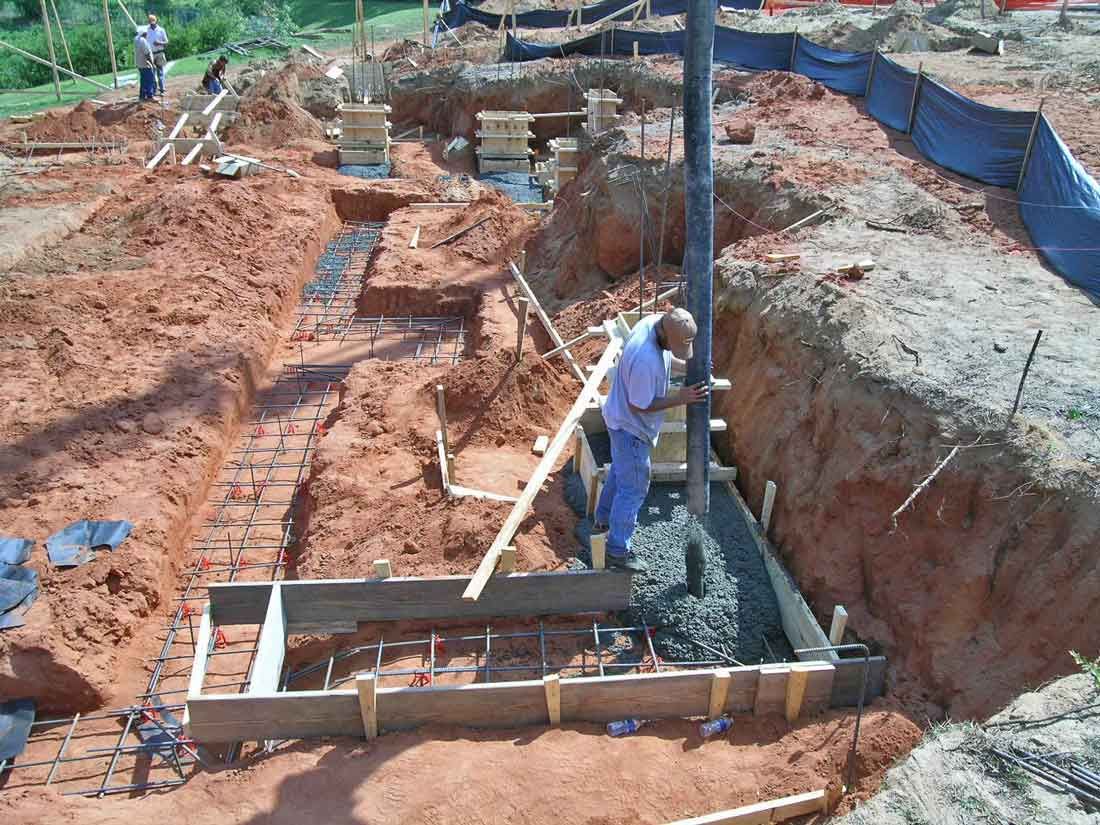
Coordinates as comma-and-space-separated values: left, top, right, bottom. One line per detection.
379, 680, 549, 731
185, 690, 361, 742
207, 571, 632, 630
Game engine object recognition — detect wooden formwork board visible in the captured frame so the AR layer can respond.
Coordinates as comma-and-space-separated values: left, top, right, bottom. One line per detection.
475, 110, 535, 133
156, 137, 220, 157
341, 124, 392, 140
180, 93, 240, 113
478, 157, 531, 174
339, 148, 390, 165
207, 570, 632, 630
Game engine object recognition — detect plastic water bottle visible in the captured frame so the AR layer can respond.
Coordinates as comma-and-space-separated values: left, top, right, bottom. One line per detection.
699, 716, 733, 739
607, 718, 645, 737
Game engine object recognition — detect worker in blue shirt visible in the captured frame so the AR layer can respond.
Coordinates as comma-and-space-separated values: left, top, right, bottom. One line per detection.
594, 308, 707, 571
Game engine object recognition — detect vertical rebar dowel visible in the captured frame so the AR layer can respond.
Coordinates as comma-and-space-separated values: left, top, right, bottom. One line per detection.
907, 63, 924, 134
1009, 330, 1043, 421
516, 297, 529, 361
45, 713, 80, 786
1017, 99, 1045, 192
683, 0, 715, 519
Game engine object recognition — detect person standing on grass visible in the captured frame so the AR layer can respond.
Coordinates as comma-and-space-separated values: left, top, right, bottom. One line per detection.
146, 14, 169, 95
134, 29, 156, 101
593, 308, 708, 572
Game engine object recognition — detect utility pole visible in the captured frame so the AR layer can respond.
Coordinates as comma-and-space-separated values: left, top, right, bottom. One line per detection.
683, 0, 715, 519
38, 0, 62, 102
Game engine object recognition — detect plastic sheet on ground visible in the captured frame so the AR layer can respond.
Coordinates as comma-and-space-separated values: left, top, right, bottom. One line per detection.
0, 537, 33, 565
1019, 117, 1100, 300
0, 698, 35, 762
337, 162, 392, 179
0, 563, 38, 629
866, 53, 918, 132
911, 79, 1035, 189
45, 519, 133, 568
479, 171, 544, 204
792, 37, 871, 96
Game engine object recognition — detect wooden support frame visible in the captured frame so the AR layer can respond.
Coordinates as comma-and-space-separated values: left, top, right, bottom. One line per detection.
462, 332, 622, 601
509, 261, 585, 383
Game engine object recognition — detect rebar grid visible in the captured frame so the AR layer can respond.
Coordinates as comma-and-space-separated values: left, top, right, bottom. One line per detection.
292, 221, 383, 339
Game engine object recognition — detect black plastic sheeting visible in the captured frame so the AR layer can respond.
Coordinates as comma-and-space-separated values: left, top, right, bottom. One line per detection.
45, 519, 132, 568
0, 699, 35, 763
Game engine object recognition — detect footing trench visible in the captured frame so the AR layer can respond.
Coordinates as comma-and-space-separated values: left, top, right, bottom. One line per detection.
0, 218, 443, 796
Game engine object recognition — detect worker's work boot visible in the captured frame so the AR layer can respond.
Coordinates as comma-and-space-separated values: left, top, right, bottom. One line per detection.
606, 552, 648, 573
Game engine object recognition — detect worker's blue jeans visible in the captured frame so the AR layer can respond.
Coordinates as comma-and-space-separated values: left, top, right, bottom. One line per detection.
594, 428, 652, 558
138, 68, 156, 100
205, 79, 222, 94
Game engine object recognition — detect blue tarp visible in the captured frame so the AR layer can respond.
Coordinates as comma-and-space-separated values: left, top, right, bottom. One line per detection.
866, 54, 917, 132
0, 537, 33, 565
713, 28, 793, 71
504, 29, 683, 61
1019, 117, 1100, 300
444, 0, 722, 31
0, 698, 35, 762
911, 79, 1035, 189
45, 520, 133, 568
792, 37, 871, 97
0, 563, 38, 630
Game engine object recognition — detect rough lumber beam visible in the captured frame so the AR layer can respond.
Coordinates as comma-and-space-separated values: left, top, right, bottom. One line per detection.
168, 112, 189, 139
373, 559, 392, 578
509, 261, 586, 383
436, 429, 451, 495
205, 111, 223, 138
186, 604, 213, 699
409, 224, 420, 248
462, 335, 623, 601
447, 484, 519, 503
590, 532, 606, 570
829, 605, 848, 646
707, 669, 731, 720
663, 789, 828, 824
357, 674, 378, 738
145, 142, 173, 170
249, 583, 286, 694
544, 674, 561, 726
542, 327, 602, 361
202, 89, 229, 117
785, 664, 809, 722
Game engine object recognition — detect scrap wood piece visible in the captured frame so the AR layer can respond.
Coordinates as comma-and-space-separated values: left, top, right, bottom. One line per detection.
510, 261, 586, 383
836, 259, 875, 276
429, 215, 491, 249
663, 789, 828, 824
202, 89, 229, 117
889, 443, 963, 533
865, 219, 906, 233
462, 334, 623, 602
765, 252, 799, 262
409, 225, 421, 249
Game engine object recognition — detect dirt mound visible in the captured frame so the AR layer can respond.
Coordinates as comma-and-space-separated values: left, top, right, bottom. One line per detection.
23, 100, 158, 143
433, 349, 575, 447
827, 12, 972, 52
223, 66, 326, 148
745, 71, 829, 105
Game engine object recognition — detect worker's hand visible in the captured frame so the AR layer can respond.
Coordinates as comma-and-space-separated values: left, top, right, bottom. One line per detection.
675, 382, 709, 405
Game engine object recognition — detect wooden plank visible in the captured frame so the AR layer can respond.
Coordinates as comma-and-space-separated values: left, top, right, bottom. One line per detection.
186, 604, 213, 698
249, 583, 286, 694
532, 434, 549, 455
145, 142, 173, 171
659, 418, 728, 433
761, 480, 777, 533
185, 690, 360, 742
510, 261, 585, 383
168, 112, 189, 139
590, 532, 606, 570
830, 656, 887, 708
447, 484, 519, 503
801, 662, 835, 715
373, 559, 392, 578
560, 670, 712, 723
430, 215, 491, 249
724, 480, 833, 662
463, 335, 623, 601
181, 143, 203, 165
378, 680, 547, 731
785, 665, 809, 722
754, 664, 789, 716
664, 790, 828, 824
544, 674, 561, 726
409, 224, 420, 248
202, 89, 228, 116
516, 297, 529, 361
357, 674, 378, 738
436, 429, 451, 496
829, 605, 848, 646
205, 111, 223, 138
409, 202, 470, 208
724, 668, 759, 715
708, 669, 731, 720
208, 571, 633, 630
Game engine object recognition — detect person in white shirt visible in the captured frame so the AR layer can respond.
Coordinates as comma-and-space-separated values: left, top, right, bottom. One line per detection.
133, 29, 155, 101
146, 14, 169, 94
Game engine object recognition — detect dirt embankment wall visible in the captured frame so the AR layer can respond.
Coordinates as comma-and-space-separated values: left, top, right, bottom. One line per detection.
711, 270, 1100, 720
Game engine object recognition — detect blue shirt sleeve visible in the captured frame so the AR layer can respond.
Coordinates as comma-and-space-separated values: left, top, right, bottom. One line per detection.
623, 355, 659, 411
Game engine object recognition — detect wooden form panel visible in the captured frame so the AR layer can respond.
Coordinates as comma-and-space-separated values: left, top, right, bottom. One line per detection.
185, 690, 360, 743
560, 670, 713, 723
207, 570, 632, 630
378, 681, 548, 731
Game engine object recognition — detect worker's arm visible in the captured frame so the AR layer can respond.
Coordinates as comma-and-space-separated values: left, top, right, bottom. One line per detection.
628, 382, 708, 414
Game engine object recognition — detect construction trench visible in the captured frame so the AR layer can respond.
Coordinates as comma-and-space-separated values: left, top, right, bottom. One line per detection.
1, 7, 1100, 823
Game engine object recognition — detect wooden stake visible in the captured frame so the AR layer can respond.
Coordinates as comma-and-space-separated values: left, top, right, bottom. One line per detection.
1017, 100, 1045, 192
102, 0, 118, 90
590, 532, 606, 570
409, 224, 421, 248
633, 40, 639, 60
356, 673, 378, 738
373, 559, 392, 578
1009, 330, 1043, 420
48, 0, 75, 86
907, 63, 924, 135
115, 0, 136, 28
519, 249, 527, 273
516, 297, 529, 361
436, 385, 453, 477
576, 0, 582, 27
544, 674, 561, 726
785, 666, 809, 723
37, 0, 62, 102
707, 669, 731, 720
829, 605, 848, 646
532, 435, 549, 455
423, 0, 430, 48
510, 262, 585, 383
760, 480, 777, 533
499, 546, 516, 573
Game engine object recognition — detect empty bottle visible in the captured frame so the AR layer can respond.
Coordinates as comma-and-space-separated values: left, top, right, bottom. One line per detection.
607, 718, 645, 737
699, 716, 733, 739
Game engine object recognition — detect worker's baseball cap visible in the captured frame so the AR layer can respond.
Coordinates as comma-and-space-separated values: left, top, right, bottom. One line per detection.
662, 308, 696, 361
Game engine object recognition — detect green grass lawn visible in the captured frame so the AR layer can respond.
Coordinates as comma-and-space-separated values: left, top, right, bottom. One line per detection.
1, 1, 425, 118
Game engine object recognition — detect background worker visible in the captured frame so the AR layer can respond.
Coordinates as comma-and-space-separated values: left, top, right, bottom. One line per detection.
593, 308, 708, 572
146, 13, 169, 95
202, 56, 228, 94
134, 29, 155, 101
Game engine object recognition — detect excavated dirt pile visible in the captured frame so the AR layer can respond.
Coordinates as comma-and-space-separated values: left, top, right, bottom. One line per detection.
223, 64, 327, 149
24, 100, 161, 143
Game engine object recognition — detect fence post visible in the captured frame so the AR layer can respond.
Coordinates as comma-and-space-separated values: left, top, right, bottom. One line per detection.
864, 49, 878, 99
789, 29, 798, 71
1016, 98, 1046, 192
906, 62, 924, 135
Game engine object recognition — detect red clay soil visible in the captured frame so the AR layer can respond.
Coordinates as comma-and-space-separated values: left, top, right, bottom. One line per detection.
223, 67, 327, 149
0, 708, 921, 824
22, 100, 163, 143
